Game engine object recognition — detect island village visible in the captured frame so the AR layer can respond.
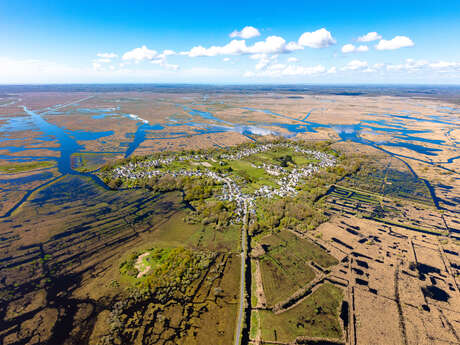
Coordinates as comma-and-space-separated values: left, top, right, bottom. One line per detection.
107, 142, 337, 221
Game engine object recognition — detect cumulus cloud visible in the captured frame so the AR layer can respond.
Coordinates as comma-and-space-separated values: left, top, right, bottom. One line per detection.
229, 26, 260, 39
376, 36, 414, 50
341, 44, 355, 53
121, 46, 178, 70
298, 28, 336, 48
97, 52, 118, 59
357, 45, 369, 52
342, 44, 369, 53
185, 40, 246, 57
183, 36, 301, 57
327, 67, 337, 74
223, 57, 231, 62
357, 32, 382, 42
288, 57, 299, 63
247, 36, 299, 54
182, 28, 335, 59
123, 45, 158, 61
341, 60, 368, 71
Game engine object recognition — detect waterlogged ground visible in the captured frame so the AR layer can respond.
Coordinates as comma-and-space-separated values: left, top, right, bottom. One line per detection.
0, 88, 458, 218
0, 86, 459, 345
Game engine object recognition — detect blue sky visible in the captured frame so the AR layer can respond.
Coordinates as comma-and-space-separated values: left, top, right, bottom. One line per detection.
1, 0, 459, 84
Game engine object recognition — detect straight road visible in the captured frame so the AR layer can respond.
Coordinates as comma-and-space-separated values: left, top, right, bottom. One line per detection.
234, 200, 248, 345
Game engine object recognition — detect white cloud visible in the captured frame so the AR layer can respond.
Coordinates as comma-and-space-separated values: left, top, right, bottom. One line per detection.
298, 28, 336, 48
158, 50, 175, 58
121, 46, 178, 70
250, 54, 265, 60
269, 63, 286, 70
185, 40, 246, 57
0, 56, 241, 83
376, 36, 414, 50
183, 36, 301, 57
342, 44, 368, 53
341, 44, 356, 53
244, 63, 326, 77
327, 66, 337, 74
97, 52, 118, 59
285, 41, 303, 51
230, 26, 260, 39
429, 61, 459, 69
150, 59, 179, 71
255, 57, 270, 70
96, 58, 112, 63
287, 57, 299, 63
247, 36, 297, 54
357, 32, 382, 42
92, 62, 102, 71
223, 57, 231, 62
341, 60, 368, 71
282, 64, 325, 76
122, 46, 158, 61
386, 59, 428, 71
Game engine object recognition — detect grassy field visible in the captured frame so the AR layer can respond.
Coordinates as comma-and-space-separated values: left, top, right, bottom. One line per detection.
259, 231, 338, 306
250, 310, 260, 339
0, 160, 55, 173
259, 283, 343, 342
187, 222, 241, 252
227, 159, 278, 190
245, 147, 319, 167
71, 152, 120, 172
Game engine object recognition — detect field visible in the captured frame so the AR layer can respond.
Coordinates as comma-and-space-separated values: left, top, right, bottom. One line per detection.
0, 160, 55, 173
259, 283, 344, 343
256, 231, 338, 306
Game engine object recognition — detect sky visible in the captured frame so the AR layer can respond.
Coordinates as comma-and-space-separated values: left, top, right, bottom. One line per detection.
0, 0, 459, 84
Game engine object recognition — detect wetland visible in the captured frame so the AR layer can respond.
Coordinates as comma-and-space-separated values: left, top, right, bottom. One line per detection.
0, 85, 459, 345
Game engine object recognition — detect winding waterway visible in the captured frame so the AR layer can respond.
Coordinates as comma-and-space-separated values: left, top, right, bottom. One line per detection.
0, 94, 459, 216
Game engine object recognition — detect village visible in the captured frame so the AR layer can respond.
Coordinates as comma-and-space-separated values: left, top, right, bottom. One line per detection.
108, 142, 337, 221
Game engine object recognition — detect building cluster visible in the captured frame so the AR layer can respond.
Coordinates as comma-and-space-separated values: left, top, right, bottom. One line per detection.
108, 142, 336, 222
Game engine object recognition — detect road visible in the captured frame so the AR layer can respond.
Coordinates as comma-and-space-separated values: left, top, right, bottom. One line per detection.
234, 200, 248, 345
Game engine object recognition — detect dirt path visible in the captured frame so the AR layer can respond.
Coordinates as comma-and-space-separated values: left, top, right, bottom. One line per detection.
135, 252, 151, 278
254, 260, 267, 308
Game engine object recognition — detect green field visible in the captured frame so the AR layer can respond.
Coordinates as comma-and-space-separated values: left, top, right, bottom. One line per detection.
245, 146, 319, 167
227, 159, 279, 191
0, 160, 55, 173
259, 231, 338, 306
259, 283, 343, 342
